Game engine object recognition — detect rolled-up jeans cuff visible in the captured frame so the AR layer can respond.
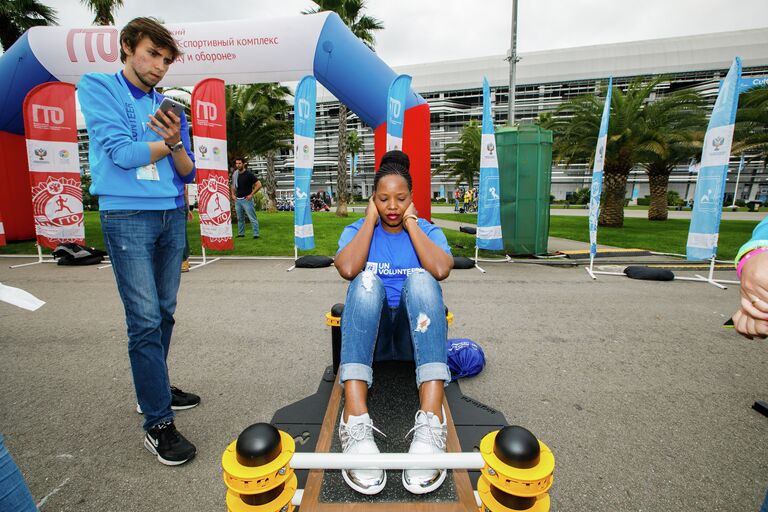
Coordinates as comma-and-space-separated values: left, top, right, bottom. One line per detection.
339, 363, 373, 388
416, 362, 451, 388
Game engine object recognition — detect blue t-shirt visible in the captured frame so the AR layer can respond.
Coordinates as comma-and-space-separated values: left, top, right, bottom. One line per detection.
337, 218, 452, 307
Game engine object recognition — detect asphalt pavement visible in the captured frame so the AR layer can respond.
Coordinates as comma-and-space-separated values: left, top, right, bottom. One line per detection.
0, 255, 766, 511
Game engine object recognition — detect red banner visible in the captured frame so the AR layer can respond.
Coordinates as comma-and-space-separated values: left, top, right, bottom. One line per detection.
22, 82, 84, 249
191, 78, 232, 250
0, 210, 6, 246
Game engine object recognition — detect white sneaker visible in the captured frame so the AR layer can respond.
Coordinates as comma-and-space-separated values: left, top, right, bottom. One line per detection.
403, 408, 448, 494
338, 411, 387, 495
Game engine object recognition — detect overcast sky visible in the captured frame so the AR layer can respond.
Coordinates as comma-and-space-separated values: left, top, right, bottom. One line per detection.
37, 0, 768, 66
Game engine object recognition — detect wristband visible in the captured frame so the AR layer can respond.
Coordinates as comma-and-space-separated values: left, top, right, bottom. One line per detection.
736, 246, 768, 278
403, 214, 418, 225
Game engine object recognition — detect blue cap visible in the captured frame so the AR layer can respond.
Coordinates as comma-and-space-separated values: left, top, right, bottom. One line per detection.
446, 338, 485, 380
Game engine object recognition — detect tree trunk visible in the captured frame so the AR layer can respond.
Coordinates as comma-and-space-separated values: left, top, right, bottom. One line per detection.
599, 171, 629, 227
264, 150, 278, 212
648, 173, 670, 221
335, 104, 349, 217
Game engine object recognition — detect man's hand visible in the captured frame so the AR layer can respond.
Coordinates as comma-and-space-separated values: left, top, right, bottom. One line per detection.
365, 195, 379, 225
732, 250, 768, 339
147, 109, 182, 146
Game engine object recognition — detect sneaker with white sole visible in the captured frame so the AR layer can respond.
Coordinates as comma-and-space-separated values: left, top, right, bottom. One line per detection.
402, 408, 448, 494
144, 420, 196, 466
136, 386, 201, 414
338, 411, 387, 495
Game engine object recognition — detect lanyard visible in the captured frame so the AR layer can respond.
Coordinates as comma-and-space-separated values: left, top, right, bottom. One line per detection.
116, 72, 157, 141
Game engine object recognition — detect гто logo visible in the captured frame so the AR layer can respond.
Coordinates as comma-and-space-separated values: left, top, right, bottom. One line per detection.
213, 147, 220, 156
197, 101, 217, 121
32, 105, 65, 125
31, 177, 83, 229
59, 149, 70, 159
66, 28, 118, 63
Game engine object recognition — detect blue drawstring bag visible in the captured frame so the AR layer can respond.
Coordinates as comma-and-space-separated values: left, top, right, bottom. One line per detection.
446, 338, 485, 380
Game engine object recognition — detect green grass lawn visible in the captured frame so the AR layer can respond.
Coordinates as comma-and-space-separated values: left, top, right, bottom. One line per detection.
3, 210, 757, 260
432, 212, 759, 260
0, 211, 482, 259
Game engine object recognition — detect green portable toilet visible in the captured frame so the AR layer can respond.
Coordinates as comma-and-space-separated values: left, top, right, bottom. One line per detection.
495, 124, 553, 255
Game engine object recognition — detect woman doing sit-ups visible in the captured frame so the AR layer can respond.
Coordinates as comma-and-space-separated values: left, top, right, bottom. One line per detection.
334, 150, 454, 496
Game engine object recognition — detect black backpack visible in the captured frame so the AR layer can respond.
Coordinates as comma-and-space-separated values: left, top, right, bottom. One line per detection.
52, 243, 107, 266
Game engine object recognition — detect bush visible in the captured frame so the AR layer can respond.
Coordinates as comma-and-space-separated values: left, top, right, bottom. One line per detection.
735, 199, 746, 208
253, 191, 266, 211
637, 196, 650, 206
81, 173, 98, 210
667, 190, 685, 207
571, 187, 590, 205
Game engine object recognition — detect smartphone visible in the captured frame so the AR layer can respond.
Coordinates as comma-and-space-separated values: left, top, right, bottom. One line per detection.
156, 97, 185, 126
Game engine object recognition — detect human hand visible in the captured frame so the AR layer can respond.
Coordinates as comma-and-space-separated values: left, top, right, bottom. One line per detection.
148, 109, 182, 146
733, 250, 768, 339
365, 195, 379, 225
402, 203, 418, 231
187, 210, 193, 221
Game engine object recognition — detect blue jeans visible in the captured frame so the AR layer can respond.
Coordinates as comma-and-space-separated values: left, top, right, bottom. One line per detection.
101, 208, 186, 431
0, 434, 37, 511
235, 198, 259, 237
761, 489, 768, 512
339, 270, 450, 388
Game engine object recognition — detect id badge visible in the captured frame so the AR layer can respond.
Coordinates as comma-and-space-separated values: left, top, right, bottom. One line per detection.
136, 163, 160, 181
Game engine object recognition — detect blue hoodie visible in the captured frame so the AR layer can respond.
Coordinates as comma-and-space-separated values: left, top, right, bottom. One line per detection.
78, 72, 195, 210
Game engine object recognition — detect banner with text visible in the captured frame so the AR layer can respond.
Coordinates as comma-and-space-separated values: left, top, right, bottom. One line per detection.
588, 77, 613, 258
23, 82, 83, 249
294, 75, 317, 250
477, 77, 503, 250
192, 78, 232, 250
386, 74, 412, 151
687, 57, 741, 261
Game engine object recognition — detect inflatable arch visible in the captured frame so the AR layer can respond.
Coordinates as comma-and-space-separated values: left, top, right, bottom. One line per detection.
0, 12, 431, 241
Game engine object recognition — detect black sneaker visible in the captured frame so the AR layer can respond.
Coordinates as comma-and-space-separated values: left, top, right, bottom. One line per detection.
144, 421, 196, 466
170, 386, 200, 410
136, 386, 201, 414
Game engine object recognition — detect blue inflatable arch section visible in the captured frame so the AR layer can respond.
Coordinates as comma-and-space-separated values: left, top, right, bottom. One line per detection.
0, 12, 433, 239
0, 12, 425, 136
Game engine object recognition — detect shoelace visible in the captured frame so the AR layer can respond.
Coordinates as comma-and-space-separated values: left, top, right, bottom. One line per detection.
344, 420, 386, 446
155, 422, 181, 443
405, 413, 446, 450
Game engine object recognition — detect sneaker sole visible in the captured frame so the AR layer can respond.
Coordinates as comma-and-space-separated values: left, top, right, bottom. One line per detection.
402, 469, 447, 495
136, 402, 200, 414
342, 469, 387, 495
143, 437, 196, 466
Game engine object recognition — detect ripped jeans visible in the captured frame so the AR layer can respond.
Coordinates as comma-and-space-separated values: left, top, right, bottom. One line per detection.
339, 270, 450, 388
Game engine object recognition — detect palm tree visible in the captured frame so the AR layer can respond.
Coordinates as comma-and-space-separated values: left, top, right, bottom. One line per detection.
225, 83, 292, 212
0, 0, 58, 51
303, 0, 383, 216
734, 84, 768, 166
80, 0, 123, 26
552, 78, 672, 227
346, 130, 363, 199
436, 120, 481, 190
640, 90, 706, 220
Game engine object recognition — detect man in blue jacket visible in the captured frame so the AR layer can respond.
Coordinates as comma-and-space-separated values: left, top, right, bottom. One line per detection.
79, 17, 199, 466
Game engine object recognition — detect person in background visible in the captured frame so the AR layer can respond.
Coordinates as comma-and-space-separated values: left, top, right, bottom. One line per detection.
181, 184, 192, 272
230, 157, 262, 239
0, 434, 37, 511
